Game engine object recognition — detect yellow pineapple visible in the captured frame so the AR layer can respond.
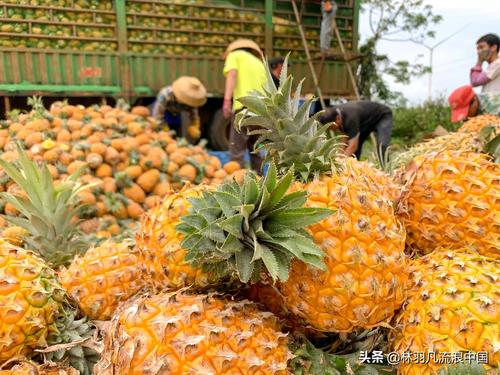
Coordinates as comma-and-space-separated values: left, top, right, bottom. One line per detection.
139, 165, 331, 291
0, 361, 78, 375
94, 291, 292, 374
458, 113, 500, 133
397, 150, 499, 259
135, 185, 212, 290
387, 131, 483, 173
0, 242, 63, 362
0, 241, 98, 373
2, 225, 29, 246
235, 56, 409, 333
391, 250, 499, 374
59, 241, 146, 320
0, 148, 98, 374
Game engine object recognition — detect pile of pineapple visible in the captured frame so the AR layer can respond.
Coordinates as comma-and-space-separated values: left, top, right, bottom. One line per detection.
0, 98, 245, 238
0, 60, 498, 375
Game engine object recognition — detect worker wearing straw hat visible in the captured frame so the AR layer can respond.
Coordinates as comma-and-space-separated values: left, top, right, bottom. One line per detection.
222, 39, 267, 173
152, 76, 207, 141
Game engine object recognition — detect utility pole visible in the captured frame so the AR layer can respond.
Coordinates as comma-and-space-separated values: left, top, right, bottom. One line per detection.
420, 24, 470, 101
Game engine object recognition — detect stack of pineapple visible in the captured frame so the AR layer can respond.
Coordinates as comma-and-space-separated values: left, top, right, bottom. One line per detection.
0, 58, 498, 375
0, 98, 246, 238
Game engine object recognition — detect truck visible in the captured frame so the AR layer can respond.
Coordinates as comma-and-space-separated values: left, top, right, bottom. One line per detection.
0, 0, 359, 149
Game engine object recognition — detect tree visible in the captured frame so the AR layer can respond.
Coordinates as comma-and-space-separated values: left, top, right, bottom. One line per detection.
357, 0, 443, 102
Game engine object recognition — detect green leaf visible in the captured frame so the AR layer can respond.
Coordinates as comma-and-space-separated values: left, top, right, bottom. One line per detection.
176, 222, 196, 235
180, 233, 203, 250
260, 244, 280, 281
202, 223, 227, 243
262, 162, 277, 192
273, 250, 291, 281
213, 191, 240, 217
180, 214, 207, 231
242, 174, 259, 204
217, 214, 244, 239
235, 248, 254, 283
263, 170, 294, 213
266, 208, 334, 229
251, 234, 264, 263
220, 234, 243, 254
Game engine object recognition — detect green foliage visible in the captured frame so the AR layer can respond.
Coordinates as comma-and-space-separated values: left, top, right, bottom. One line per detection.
437, 361, 487, 375
289, 337, 395, 375
177, 163, 333, 283
0, 144, 93, 267
236, 54, 343, 182
392, 97, 457, 144
358, 0, 442, 100
481, 125, 500, 162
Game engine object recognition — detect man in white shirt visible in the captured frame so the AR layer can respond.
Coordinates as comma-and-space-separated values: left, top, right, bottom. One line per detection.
470, 33, 500, 93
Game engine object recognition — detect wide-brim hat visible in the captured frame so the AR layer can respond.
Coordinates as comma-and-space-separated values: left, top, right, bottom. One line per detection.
224, 39, 263, 59
172, 76, 207, 108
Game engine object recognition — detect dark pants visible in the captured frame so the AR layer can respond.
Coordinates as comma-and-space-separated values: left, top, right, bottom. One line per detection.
229, 111, 263, 173
354, 112, 393, 160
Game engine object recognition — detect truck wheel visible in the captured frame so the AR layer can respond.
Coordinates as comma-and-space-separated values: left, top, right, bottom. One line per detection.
209, 109, 230, 151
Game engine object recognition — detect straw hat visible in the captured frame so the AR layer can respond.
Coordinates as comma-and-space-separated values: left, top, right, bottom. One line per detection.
171, 76, 207, 108
224, 39, 263, 59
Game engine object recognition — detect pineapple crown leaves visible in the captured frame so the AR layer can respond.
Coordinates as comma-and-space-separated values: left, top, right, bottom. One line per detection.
479, 125, 500, 163
27, 95, 51, 120
437, 361, 487, 375
176, 163, 334, 283
0, 144, 95, 267
38, 305, 100, 375
289, 336, 390, 375
235, 53, 343, 182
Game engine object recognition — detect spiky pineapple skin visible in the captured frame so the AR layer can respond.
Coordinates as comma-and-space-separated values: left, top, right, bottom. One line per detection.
2, 226, 30, 246
0, 361, 78, 375
397, 150, 499, 259
0, 241, 63, 362
458, 114, 500, 133
135, 187, 212, 290
59, 241, 146, 320
391, 250, 499, 375
347, 157, 401, 203
94, 292, 291, 374
279, 160, 409, 332
390, 131, 483, 174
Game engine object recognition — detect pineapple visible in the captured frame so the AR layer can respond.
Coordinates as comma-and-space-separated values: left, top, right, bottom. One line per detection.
235, 55, 409, 333
0, 361, 78, 375
94, 291, 292, 374
387, 131, 483, 173
0, 241, 98, 374
138, 166, 331, 290
59, 241, 146, 320
458, 114, 500, 133
391, 250, 499, 375
397, 149, 499, 259
2, 225, 29, 246
136, 185, 213, 290
0, 144, 92, 268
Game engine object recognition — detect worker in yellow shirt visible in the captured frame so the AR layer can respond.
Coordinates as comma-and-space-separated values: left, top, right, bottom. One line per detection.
222, 39, 267, 173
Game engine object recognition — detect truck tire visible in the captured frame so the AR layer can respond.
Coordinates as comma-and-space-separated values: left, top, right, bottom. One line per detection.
209, 109, 231, 151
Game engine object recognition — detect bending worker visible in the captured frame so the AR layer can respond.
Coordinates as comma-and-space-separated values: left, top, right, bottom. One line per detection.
152, 76, 207, 141
319, 100, 393, 160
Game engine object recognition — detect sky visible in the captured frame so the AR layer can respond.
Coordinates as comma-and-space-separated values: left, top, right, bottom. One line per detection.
358, 0, 499, 104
